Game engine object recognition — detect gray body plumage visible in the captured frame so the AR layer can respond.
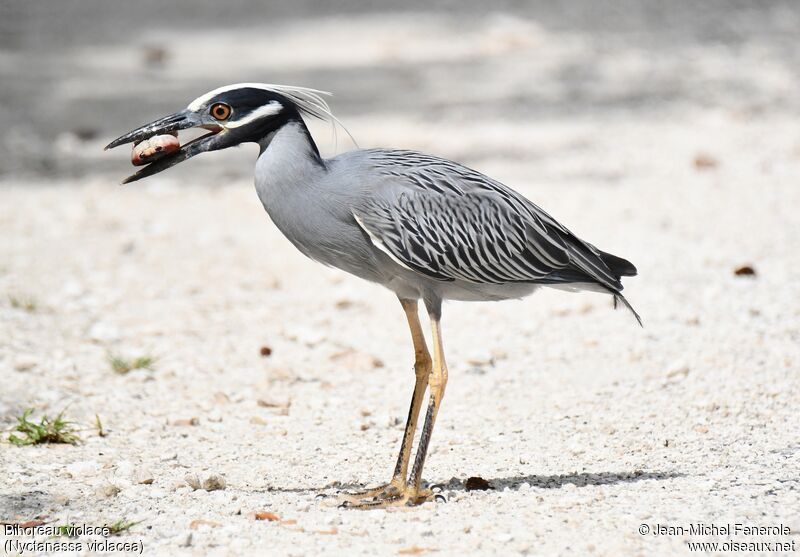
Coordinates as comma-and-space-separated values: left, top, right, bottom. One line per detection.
255, 122, 638, 320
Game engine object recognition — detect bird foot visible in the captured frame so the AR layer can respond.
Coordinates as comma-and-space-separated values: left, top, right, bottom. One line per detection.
339, 482, 403, 502
337, 484, 438, 509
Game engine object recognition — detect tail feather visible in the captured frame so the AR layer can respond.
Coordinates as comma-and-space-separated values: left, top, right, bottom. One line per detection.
613, 293, 642, 327
599, 250, 637, 277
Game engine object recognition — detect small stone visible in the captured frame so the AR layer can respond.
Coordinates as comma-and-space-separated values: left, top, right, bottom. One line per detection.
213, 392, 230, 404
465, 476, 492, 491
466, 351, 494, 366
202, 474, 226, 491
14, 355, 38, 371
189, 519, 220, 529
185, 474, 201, 490
666, 362, 690, 379
257, 399, 290, 410
317, 527, 338, 535
207, 412, 223, 423
253, 511, 280, 521
96, 484, 121, 498
693, 153, 719, 170
134, 468, 154, 485
171, 417, 199, 426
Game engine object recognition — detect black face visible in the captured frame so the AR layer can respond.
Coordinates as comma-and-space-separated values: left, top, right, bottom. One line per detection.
105, 86, 300, 183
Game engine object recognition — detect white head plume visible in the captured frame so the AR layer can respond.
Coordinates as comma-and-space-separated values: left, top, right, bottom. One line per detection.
187, 83, 356, 147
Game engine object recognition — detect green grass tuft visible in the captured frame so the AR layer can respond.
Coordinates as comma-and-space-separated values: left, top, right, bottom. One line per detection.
105, 519, 141, 535
8, 408, 80, 446
95, 414, 106, 437
108, 353, 156, 374
9, 294, 37, 312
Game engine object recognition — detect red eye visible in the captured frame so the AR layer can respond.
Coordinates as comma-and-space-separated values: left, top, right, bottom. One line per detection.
210, 103, 232, 120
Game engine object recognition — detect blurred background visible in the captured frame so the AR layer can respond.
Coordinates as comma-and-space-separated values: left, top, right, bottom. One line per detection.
1, 0, 799, 179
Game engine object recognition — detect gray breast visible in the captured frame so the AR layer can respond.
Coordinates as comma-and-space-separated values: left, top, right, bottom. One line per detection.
253, 123, 403, 287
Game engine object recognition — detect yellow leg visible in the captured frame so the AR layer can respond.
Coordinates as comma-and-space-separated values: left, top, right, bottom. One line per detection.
407, 312, 448, 494
392, 299, 433, 482
343, 304, 448, 509
341, 298, 431, 504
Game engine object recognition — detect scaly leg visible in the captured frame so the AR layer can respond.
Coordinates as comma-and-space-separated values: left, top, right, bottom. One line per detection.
405, 308, 448, 502
340, 298, 431, 504
344, 302, 448, 509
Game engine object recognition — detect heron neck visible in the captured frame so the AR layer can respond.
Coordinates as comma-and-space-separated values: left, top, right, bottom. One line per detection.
254, 120, 329, 204
257, 117, 323, 165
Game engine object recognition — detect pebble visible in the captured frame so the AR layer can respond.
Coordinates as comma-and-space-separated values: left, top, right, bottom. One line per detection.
14, 355, 38, 371
666, 361, 691, 379
184, 474, 201, 490
466, 351, 495, 366
134, 467, 155, 485
185, 473, 227, 491
95, 483, 121, 498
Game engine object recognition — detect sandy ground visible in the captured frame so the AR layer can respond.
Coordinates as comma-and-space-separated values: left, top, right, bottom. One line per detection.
2, 9, 800, 557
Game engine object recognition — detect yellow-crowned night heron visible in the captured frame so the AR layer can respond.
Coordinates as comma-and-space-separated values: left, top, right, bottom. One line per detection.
106, 84, 640, 508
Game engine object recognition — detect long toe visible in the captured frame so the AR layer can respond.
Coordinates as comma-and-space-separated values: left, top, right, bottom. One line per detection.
339, 487, 436, 510
337, 482, 403, 504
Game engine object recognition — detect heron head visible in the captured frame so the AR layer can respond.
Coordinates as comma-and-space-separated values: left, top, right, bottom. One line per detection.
105, 83, 336, 183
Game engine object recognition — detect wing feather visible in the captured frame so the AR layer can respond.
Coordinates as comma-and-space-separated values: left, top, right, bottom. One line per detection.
353, 149, 631, 293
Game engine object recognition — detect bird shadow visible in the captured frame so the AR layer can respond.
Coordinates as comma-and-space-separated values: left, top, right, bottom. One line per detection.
441, 470, 684, 492
258, 470, 683, 495
0, 490, 55, 522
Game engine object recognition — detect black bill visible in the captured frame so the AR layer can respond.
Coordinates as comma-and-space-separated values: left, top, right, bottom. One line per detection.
105, 109, 223, 184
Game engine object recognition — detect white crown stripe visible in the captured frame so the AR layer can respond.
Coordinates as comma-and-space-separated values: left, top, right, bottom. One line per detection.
225, 101, 283, 128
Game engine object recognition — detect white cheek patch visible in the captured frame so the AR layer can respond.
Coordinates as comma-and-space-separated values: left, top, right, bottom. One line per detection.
225, 101, 283, 128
